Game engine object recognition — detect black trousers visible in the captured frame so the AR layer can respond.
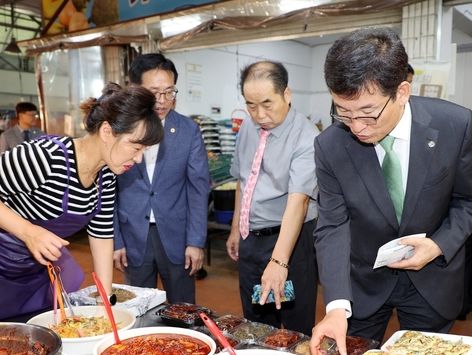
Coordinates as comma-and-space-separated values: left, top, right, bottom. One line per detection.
349, 271, 454, 343
125, 224, 195, 304
238, 219, 317, 336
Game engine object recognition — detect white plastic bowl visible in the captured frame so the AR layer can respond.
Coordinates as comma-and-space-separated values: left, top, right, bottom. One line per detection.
93, 326, 217, 355
27, 305, 136, 355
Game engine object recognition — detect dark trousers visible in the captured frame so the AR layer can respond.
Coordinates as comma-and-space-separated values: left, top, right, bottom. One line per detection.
238, 219, 317, 336
125, 224, 195, 304
460, 235, 472, 318
349, 271, 454, 343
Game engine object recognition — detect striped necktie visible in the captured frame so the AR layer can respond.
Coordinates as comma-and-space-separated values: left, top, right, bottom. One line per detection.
380, 135, 404, 223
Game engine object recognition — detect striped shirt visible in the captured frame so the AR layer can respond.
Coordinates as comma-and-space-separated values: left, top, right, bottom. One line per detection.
0, 136, 116, 238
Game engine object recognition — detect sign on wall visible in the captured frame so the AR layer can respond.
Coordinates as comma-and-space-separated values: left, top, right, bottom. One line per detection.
42, 0, 219, 35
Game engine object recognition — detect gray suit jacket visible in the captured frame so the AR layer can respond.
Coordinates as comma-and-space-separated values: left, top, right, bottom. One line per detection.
114, 110, 210, 265
314, 96, 472, 319
0, 125, 44, 154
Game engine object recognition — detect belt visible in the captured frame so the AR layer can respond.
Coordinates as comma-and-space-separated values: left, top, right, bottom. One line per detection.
250, 225, 281, 237
149, 222, 156, 226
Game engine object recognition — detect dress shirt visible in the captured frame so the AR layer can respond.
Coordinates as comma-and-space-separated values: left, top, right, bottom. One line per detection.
230, 108, 318, 229
144, 119, 165, 223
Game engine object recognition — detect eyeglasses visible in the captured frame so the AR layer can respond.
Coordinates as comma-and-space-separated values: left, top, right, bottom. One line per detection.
152, 88, 178, 101
24, 111, 39, 119
330, 97, 391, 125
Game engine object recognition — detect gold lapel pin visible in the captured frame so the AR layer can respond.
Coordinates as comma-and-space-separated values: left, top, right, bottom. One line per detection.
428, 141, 435, 148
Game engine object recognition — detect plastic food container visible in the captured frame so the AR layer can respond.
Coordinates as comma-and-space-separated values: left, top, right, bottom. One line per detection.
257, 329, 304, 350
229, 322, 275, 343
156, 302, 212, 328
291, 338, 311, 355
214, 314, 247, 332
194, 326, 241, 352
319, 335, 380, 355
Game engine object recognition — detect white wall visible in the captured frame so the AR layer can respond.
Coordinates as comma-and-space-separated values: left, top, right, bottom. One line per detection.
167, 40, 314, 121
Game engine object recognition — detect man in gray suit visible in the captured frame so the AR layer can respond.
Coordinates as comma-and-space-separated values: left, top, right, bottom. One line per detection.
113, 53, 210, 303
0, 102, 44, 154
310, 28, 472, 355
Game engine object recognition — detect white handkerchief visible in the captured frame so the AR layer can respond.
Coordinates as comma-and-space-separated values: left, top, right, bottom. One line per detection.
373, 233, 426, 269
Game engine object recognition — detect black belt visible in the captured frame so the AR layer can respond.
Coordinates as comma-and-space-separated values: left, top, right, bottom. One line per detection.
149, 222, 156, 226
250, 225, 281, 237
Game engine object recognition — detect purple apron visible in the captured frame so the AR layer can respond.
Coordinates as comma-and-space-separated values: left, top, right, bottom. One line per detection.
0, 137, 103, 319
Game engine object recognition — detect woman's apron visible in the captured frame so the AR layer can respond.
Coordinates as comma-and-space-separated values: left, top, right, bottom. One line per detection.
0, 137, 103, 319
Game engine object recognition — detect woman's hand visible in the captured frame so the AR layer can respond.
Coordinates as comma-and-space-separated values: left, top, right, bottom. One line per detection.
22, 224, 69, 265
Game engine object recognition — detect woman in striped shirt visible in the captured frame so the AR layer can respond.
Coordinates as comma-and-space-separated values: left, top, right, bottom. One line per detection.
0, 82, 163, 319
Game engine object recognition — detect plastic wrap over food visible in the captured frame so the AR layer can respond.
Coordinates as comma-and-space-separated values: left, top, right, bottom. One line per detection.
68, 283, 166, 317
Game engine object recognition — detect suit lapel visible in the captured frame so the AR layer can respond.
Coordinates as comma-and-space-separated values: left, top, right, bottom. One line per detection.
399, 102, 438, 233
346, 138, 399, 229
136, 159, 150, 186
152, 113, 179, 185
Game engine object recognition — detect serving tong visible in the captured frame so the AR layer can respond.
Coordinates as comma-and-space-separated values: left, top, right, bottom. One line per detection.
46, 262, 75, 324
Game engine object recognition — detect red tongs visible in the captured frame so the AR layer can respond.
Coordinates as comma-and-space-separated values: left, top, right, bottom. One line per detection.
92, 272, 121, 345
199, 312, 237, 355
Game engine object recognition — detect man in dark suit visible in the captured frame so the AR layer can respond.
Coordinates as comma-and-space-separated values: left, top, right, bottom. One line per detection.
310, 28, 472, 355
113, 53, 210, 303
0, 102, 44, 154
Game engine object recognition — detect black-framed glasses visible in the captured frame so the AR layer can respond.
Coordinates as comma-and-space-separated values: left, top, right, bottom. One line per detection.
330, 97, 391, 125
153, 88, 178, 101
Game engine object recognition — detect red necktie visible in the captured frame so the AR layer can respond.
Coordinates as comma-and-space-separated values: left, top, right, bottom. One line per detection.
239, 129, 270, 239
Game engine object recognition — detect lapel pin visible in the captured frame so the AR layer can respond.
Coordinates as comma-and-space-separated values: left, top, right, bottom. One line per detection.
170, 128, 176, 133
427, 140, 435, 148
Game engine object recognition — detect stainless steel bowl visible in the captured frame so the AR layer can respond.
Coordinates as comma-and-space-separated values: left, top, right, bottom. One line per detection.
0, 322, 62, 354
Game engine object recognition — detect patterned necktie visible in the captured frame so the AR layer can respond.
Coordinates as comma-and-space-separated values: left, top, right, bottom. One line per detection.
23, 130, 30, 142
239, 129, 270, 239
380, 135, 404, 223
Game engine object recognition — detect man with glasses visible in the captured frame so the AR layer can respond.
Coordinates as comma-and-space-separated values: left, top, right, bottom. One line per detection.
113, 53, 210, 303
0, 102, 44, 154
310, 28, 472, 355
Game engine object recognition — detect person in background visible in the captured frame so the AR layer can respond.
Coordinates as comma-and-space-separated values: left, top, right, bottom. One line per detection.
113, 53, 210, 303
226, 60, 318, 336
406, 64, 415, 84
0, 83, 162, 319
310, 27, 472, 355
0, 102, 44, 154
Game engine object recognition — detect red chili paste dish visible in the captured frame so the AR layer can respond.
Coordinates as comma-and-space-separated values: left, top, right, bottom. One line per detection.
101, 334, 211, 355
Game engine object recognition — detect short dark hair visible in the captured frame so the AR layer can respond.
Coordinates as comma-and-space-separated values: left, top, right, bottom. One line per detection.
324, 27, 409, 99
407, 64, 415, 75
80, 82, 163, 146
128, 53, 178, 85
16, 102, 37, 116
240, 61, 288, 96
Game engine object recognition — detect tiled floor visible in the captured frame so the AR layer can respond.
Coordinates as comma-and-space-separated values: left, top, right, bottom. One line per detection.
68, 230, 472, 342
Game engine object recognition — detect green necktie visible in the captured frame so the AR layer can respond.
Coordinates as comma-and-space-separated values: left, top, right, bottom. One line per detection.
380, 135, 404, 223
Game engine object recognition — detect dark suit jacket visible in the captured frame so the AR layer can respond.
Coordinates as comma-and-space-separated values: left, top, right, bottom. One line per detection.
314, 96, 472, 319
114, 110, 210, 265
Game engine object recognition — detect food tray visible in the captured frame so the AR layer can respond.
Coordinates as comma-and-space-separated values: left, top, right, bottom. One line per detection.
316, 335, 379, 355
257, 328, 304, 350
68, 283, 166, 317
229, 321, 275, 343
156, 302, 212, 328
381, 330, 472, 355
194, 326, 240, 352
214, 314, 247, 332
